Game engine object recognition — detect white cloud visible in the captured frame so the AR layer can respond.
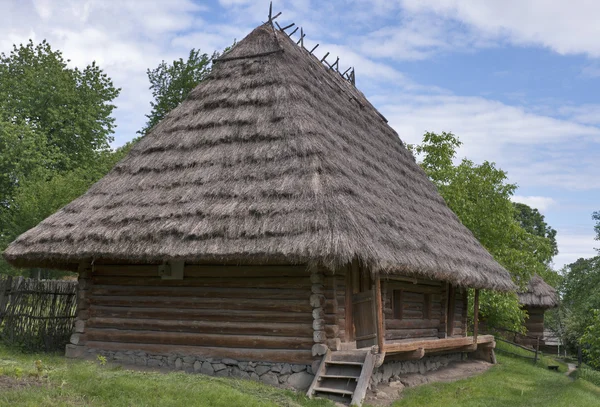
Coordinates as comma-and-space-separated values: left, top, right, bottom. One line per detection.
511, 196, 556, 212
396, 0, 600, 58
374, 93, 600, 191
553, 230, 598, 269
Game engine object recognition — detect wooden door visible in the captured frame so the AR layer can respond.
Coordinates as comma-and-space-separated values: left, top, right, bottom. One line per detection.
352, 290, 377, 348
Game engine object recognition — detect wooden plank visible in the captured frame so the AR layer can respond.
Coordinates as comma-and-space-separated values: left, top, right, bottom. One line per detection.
385, 329, 438, 340
447, 285, 456, 337
307, 349, 331, 398
89, 306, 315, 323
375, 274, 384, 352
87, 318, 313, 337
84, 341, 313, 364
392, 290, 403, 319
83, 329, 313, 350
351, 351, 374, 406
473, 289, 479, 344
383, 334, 495, 354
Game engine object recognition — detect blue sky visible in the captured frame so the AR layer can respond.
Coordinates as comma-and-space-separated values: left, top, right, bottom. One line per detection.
1, 0, 599, 268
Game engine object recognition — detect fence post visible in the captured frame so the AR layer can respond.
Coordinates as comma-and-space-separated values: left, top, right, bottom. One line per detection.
534, 336, 540, 364
0, 275, 13, 321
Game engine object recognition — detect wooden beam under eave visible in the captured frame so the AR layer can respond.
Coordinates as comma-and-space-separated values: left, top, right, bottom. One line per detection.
375, 273, 384, 353
345, 264, 355, 342
473, 289, 480, 345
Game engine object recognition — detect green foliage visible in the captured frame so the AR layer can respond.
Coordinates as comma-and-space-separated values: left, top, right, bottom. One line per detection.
560, 256, 600, 356
576, 366, 600, 387
0, 39, 123, 278
410, 132, 558, 331
138, 48, 218, 135
513, 202, 558, 260
580, 310, 600, 370
0, 40, 120, 171
593, 211, 600, 250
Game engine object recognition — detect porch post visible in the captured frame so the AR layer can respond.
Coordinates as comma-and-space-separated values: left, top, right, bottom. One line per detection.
374, 273, 384, 353
473, 289, 480, 345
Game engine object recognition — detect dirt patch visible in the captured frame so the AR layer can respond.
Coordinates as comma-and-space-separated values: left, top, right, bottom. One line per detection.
0, 375, 43, 391
365, 359, 493, 406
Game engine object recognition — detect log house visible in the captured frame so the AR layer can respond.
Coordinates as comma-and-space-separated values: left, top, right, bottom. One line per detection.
3, 16, 516, 405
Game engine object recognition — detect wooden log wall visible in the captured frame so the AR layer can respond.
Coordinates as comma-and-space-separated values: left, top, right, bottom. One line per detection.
73, 264, 333, 364
523, 306, 545, 340
383, 280, 444, 341
452, 288, 469, 337
334, 273, 347, 342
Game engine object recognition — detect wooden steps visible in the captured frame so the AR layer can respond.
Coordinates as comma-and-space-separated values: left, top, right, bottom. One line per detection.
307, 349, 376, 406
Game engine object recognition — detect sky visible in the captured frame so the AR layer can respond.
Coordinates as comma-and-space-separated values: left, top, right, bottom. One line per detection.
1, 0, 598, 269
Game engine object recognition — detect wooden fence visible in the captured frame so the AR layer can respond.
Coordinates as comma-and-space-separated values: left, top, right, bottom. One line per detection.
0, 276, 78, 351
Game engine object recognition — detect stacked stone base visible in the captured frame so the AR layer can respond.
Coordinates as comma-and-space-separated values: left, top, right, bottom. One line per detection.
80, 347, 314, 390
371, 353, 462, 385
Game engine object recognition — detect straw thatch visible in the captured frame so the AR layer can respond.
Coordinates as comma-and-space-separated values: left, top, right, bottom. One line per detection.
3, 23, 514, 291
518, 275, 559, 308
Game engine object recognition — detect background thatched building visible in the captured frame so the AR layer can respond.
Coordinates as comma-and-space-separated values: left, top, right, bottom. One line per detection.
517, 274, 559, 347
3, 18, 514, 403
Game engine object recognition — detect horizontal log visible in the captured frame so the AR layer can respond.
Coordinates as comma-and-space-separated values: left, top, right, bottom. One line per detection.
386, 328, 438, 340
89, 306, 314, 323
386, 282, 442, 294
93, 264, 309, 278
383, 335, 494, 353
90, 295, 334, 314
386, 319, 440, 329
383, 309, 423, 319
87, 318, 312, 337
383, 276, 442, 286
92, 276, 314, 289
91, 285, 313, 300
83, 329, 313, 350
83, 341, 314, 364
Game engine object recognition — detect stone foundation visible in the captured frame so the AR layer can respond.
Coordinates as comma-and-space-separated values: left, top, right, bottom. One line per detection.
81, 347, 314, 390
370, 353, 463, 386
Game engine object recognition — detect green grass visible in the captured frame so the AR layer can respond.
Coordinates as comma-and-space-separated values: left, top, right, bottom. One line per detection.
574, 367, 600, 387
494, 339, 568, 372
384, 345, 600, 407
0, 346, 333, 407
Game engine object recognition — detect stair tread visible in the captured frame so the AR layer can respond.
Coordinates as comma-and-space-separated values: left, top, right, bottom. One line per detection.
314, 387, 354, 396
325, 361, 364, 366
320, 374, 360, 380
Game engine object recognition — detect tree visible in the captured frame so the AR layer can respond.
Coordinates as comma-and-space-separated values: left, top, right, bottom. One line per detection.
0, 145, 130, 278
409, 132, 558, 330
138, 48, 218, 135
593, 211, 600, 249
514, 202, 558, 259
0, 39, 121, 278
0, 40, 120, 171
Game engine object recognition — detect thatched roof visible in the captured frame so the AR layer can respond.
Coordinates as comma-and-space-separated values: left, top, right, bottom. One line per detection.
518, 275, 559, 308
3, 23, 514, 291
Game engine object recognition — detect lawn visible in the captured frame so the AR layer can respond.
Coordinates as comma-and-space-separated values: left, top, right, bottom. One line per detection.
0, 346, 332, 407
1, 344, 599, 407
388, 349, 600, 407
